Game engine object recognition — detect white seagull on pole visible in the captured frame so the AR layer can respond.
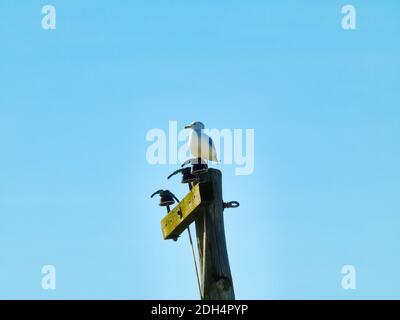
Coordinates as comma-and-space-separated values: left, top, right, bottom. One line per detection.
184, 121, 219, 163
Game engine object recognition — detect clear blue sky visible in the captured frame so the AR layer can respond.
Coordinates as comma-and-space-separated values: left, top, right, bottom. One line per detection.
1, 1, 399, 299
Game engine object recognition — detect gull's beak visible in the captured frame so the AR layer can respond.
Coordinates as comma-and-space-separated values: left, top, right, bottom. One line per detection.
184, 124, 192, 129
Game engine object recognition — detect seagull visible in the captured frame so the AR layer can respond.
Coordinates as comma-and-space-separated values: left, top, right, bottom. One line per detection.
184, 121, 219, 163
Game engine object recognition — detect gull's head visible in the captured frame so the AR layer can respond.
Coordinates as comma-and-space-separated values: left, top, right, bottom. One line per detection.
184, 121, 205, 131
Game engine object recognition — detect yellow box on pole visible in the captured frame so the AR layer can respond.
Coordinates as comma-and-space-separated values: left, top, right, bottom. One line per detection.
160, 183, 204, 240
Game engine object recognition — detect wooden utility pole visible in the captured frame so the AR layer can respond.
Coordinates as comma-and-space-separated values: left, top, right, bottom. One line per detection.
195, 169, 235, 300
159, 168, 236, 300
